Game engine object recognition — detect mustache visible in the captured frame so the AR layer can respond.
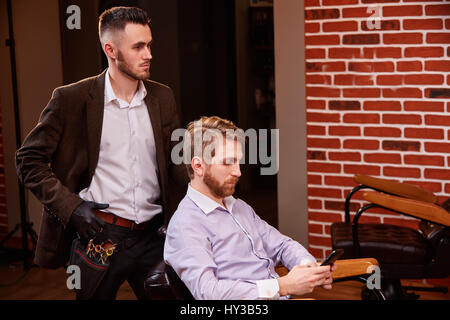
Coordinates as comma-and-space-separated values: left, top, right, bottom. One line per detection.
226, 177, 239, 185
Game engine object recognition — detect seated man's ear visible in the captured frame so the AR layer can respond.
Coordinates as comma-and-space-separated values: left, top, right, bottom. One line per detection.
191, 156, 204, 177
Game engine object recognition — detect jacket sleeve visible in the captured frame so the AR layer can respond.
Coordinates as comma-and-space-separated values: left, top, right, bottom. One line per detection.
15, 88, 83, 226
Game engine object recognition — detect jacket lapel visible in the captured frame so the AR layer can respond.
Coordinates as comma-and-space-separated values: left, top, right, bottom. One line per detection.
86, 70, 107, 179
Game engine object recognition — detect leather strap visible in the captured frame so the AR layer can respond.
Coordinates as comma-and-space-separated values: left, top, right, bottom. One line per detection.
94, 210, 149, 231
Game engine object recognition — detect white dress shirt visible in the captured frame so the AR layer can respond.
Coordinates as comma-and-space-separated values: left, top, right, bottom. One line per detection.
79, 69, 162, 224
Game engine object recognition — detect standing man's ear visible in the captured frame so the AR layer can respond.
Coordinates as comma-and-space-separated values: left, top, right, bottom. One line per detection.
191, 157, 204, 177
104, 42, 118, 60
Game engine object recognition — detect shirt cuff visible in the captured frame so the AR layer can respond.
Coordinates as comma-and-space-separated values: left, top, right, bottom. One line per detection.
255, 279, 280, 300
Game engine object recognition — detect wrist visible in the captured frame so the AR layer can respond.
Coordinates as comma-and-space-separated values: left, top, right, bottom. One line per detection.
277, 276, 289, 296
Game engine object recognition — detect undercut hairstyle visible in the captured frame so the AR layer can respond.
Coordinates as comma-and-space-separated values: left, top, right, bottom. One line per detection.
184, 116, 244, 179
98, 6, 150, 45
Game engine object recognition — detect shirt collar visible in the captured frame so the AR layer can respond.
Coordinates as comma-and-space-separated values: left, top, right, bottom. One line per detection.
104, 69, 147, 108
187, 184, 236, 215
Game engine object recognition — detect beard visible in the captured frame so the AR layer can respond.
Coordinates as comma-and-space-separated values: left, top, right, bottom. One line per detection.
117, 50, 150, 81
203, 167, 239, 199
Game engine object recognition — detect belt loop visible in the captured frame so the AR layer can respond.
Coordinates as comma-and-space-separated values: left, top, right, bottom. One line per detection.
112, 215, 118, 225
130, 222, 135, 231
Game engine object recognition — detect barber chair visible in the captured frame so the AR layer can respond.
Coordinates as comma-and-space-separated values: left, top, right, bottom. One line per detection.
331, 175, 450, 300
144, 227, 386, 300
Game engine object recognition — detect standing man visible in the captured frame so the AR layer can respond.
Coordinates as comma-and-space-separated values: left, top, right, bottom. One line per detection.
164, 116, 334, 300
15, 6, 187, 299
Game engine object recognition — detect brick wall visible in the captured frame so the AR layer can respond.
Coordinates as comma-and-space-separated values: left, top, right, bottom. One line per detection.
304, 0, 450, 260
0, 103, 7, 237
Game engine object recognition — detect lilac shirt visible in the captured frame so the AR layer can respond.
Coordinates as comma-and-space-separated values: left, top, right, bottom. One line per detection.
164, 185, 316, 300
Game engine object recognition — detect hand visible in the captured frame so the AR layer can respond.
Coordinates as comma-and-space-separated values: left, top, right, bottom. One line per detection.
70, 201, 108, 240
277, 264, 332, 296
301, 260, 336, 290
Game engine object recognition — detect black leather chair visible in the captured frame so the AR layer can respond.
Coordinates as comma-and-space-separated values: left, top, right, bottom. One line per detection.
331, 175, 450, 299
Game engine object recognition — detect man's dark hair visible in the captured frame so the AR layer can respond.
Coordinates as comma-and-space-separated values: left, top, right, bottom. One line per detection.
98, 6, 150, 41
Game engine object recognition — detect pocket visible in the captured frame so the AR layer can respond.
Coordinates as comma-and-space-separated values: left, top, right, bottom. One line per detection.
69, 238, 110, 300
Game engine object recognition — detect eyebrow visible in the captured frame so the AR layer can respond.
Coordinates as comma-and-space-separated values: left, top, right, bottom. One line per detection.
132, 39, 153, 46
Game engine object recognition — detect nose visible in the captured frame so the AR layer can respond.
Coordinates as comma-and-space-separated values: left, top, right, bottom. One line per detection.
144, 45, 152, 60
232, 163, 241, 177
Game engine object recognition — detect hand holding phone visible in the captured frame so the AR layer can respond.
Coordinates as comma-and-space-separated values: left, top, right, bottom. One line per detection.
320, 249, 344, 266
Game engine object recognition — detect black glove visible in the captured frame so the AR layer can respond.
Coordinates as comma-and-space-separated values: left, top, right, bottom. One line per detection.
70, 201, 109, 240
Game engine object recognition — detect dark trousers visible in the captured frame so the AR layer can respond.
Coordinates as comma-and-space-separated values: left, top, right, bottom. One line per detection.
76, 215, 164, 300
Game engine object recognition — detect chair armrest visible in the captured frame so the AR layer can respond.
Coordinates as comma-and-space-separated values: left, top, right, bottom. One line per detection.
363, 191, 450, 227
275, 258, 379, 280
332, 258, 379, 280
354, 175, 437, 203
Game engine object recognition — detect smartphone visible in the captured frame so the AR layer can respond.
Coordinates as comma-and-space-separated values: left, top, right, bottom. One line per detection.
320, 249, 344, 266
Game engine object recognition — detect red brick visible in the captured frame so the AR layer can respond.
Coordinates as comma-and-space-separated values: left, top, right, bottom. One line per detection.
425, 4, 450, 16
375, 47, 402, 59
307, 162, 341, 173
308, 187, 342, 199
329, 126, 361, 136
329, 100, 361, 111
306, 61, 346, 72
383, 33, 422, 44
364, 101, 401, 111
344, 164, 381, 176
425, 168, 450, 181
404, 128, 444, 140
343, 88, 381, 98
305, 22, 320, 33
383, 5, 422, 17
349, 214, 381, 224
361, 20, 400, 32
384, 166, 421, 178
306, 48, 326, 59
343, 34, 380, 45
425, 60, 450, 72
427, 33, 450, 44
306, 86, 340, 97
424, 142, 450, 153
342, 7, 372, 18
308, 175, 322, 185
335, 75, 374, 86
307, 112, 340, 123
309, 211, 343, 223
308, 151, 327, 160
328, 47, 361, 59
404, 74, 444, 85
308, 235, 332, 247
383, 114, 422, 125
343, 139, 380, 150
305, 35, 340, 46
364, 127, 401, 137
403, 19, 443, 30
325, 200, 359, 213
328, 152, 361, 162
364, 153, 402, 164
323, 0, 358, 5
425, 115, 450, 126
307, 138, 341, 149
383, 88, 422, 98
305, 0, 320, 7
308, 199, 322, 210
324, 176, 359, 188
425, 88, 450, 99
307, 125, 326, 136
446, 183, 450, 194
308, 223, 324, 235
307, 100, 326, 110
397, 60, 422, 72
323, 21, 358, 32
404, 46, 444, 58
349, 61, 395, 72
377, 75, 403, 86
306, 74, 332, 85
382, 140, 421, 152
305, 9, 340, 20
343, 113, 380, 124
404, 155, 445, 167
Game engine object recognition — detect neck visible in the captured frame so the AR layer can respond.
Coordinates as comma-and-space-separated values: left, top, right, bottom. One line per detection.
108, 66, 139, 103
190, 179, 225, 208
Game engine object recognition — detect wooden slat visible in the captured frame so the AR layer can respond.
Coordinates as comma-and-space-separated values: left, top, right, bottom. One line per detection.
363, 191, 450, 227
354, 175, 437, 203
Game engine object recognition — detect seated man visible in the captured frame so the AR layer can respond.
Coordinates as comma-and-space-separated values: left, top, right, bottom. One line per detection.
164, 116, 334, 300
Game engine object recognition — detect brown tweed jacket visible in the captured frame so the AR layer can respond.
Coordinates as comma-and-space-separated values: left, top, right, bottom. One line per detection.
15, 70, 188, 268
